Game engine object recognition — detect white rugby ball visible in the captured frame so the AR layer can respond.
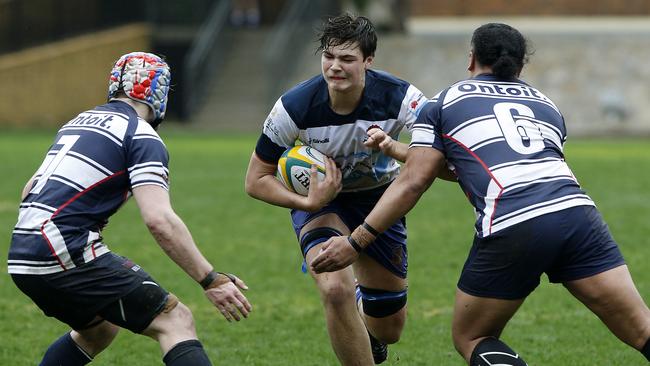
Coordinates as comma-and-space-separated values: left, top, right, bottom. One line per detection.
277, 145, 327, 196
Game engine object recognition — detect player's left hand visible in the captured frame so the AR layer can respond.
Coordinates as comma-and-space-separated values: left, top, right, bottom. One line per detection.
305, 157, 342, 212
204, 273, 252, 322
310, 236, 359, 273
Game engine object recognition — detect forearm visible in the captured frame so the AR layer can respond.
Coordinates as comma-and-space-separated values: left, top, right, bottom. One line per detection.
358, 172, 429, 244
368, 183, 424, 232
245, 152, 319, 211
386, 141, 409, 163
246, 174, 314, 211
352, 147, 443, 247
309, 172, 431, 274
148, 211, 213, 282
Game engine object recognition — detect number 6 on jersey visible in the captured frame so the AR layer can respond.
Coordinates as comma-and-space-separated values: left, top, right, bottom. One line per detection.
494, 102, 544, 154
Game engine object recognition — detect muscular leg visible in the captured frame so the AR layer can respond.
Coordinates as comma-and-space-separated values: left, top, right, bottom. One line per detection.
73, 318, 120, 356
303, 213, 374, 366
354, 254, 407, 344
563, 265, 650, 352
452, 288, 525, 363
143, 300, 212, 366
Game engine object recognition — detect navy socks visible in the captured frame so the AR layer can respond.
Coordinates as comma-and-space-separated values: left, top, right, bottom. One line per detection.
163, 340, 212, 366
40, 332, 92, 366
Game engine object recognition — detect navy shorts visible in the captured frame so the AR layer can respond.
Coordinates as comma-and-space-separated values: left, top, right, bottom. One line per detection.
11, 252, 168, 332
291, 184, 408, 279
458, 205, 625, 299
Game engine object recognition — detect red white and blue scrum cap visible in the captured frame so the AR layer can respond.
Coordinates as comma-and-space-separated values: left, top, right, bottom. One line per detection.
108, 52, 171, 124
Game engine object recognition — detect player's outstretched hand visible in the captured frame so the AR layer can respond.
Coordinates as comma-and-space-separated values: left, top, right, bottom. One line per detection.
364, 127, 394, 155
310, 236, 359, 273
204, 273, 252, 322
306, 157, 342, 212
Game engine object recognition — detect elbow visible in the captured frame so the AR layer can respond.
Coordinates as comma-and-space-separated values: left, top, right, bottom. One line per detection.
244, 176, 264, 200
143, 213, 172, 237
403, 174, 434, 198
244, 179, 256, 198
404, 182, 428, 199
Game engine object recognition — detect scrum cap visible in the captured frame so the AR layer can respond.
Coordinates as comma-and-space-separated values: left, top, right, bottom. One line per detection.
108, 52, 171, 125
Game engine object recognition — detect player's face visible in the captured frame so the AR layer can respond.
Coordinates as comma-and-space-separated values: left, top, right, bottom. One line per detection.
321, 41, 373, 93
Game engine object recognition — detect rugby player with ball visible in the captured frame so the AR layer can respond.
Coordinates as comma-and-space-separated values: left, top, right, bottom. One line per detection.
245, 14, 429, 365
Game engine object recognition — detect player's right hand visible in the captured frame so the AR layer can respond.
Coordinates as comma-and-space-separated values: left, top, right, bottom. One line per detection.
364, 127, 394, 155
204, 273, 252, 322
305, 157, 341, 212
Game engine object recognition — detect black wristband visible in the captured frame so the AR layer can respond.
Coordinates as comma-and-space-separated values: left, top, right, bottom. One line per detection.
199, 270, 218, 290
347, 235, 363, 253
362, 221, 380, 237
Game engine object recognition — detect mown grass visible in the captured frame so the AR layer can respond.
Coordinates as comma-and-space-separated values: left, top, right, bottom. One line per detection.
0, 130, 648, 365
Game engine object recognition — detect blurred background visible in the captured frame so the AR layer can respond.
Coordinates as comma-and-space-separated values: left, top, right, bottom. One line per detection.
1, 0, 650, 137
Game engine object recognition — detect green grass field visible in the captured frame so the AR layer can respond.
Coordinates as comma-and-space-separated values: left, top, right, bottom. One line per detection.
0, 130, 648, 365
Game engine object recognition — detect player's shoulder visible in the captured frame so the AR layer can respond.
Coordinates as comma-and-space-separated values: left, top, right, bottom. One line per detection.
100, 101, 165, 146
279, 74, 327, 121
281, 75, 326, 106
367, 69, 410, 88
134, 118, 163, 139
58, 101, 138, 143
365, 69, 413, 101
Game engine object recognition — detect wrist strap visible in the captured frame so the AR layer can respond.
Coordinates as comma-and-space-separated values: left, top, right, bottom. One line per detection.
199, 271, 236, 290
199, 271, 218, 290
347, 235, 363, 253
362, 221, 380, 237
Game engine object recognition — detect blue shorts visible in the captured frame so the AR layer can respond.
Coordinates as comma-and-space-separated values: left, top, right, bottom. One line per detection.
458, 205, 626, 299
11, 252, 168, 332
291, 184, 408, 279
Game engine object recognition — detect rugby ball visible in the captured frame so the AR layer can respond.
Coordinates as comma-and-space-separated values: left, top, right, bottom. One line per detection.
277, 145, 326, 196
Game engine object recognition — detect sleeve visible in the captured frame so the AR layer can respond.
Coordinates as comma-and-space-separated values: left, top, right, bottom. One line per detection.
126, 120, 170, 190
398, 84, 430, 130
254, 97, 300, 163
409, 90, 445, 154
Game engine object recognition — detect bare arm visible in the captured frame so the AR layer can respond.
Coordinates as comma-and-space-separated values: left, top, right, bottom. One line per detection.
133, 184, 213, 281
311, 147, 446, 273
132, 184, 252, 321
244, 152, 342, 212
364, 128, 455, 181
363, 147, 445, 234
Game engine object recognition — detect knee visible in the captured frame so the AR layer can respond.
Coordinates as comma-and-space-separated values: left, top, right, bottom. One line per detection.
168, 302, 196, 332
451, 328, 473, 358
74, 321, 120, 356
633, 318, 650, 350
151, 300, 197, 340
144, 300, 199, 350
319, 281, 355, 308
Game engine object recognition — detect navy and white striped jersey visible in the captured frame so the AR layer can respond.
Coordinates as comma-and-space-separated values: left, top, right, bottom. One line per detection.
9, 101, 169, 275
255, 69, 428, 192
412, 74, 594, 237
